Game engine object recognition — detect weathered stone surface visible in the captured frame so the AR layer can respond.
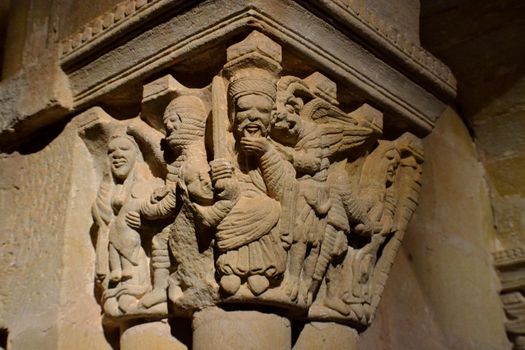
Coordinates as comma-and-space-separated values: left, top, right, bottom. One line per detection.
75, 32, 424, 334
0, 1, 515, 350
493, 247, 525, 349
0, 0, 455, 149
120, 320, 187, 350
192, 308, 291, 350
293, 322, 358, 350
358, 108, 510, 350
0, 122, 111, 349
422, 6, 525, 348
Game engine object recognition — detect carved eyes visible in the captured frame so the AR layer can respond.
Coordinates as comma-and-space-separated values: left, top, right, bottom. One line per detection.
236, 95, 273, 114
108, 144, 132, 155
165, 113, 182, 129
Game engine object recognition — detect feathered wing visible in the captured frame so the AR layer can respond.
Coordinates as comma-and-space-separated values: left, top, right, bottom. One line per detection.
368, 133, 424, 317
301, 99, 383, 160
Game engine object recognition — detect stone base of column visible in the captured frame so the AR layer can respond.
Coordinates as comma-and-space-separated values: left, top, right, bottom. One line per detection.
293, 322, 358, 350
120, 320, 188, 350
192, 307, 292, 350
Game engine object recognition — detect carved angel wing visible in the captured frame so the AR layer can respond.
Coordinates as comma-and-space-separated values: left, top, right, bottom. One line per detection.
301, 99, 383, 160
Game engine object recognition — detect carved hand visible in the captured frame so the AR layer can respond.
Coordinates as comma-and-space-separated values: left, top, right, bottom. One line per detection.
354, 222, 375, 237
125, 211, 141, 229
378, 215, 394, 235
210, 158, 234, 182
214, 178, 240, 201
150, 185, 172, 204
240, 136, 270, 157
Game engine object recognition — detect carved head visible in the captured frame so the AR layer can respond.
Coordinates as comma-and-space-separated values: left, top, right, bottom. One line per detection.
107, 133, 140, 182
271, 77, 311, 146
180, 160, 214, 205
163, 95, 208, 150
228, 75, 276, 139
385, 149, 401, 185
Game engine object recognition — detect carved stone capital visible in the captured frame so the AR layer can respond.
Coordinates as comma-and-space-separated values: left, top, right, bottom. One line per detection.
79, 32, 425, 332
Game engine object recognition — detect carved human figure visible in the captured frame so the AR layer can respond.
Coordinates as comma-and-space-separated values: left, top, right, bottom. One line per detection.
92, 130, 162, 314
214, 75, 296, 296
130, 95, 239, 311
322, 141, 401, 320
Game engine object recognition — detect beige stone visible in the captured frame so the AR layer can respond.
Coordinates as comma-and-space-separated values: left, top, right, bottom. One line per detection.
192, 308, 291, 350
120, 320, 187, 350
363, 109, 509, 350
68, 32, 425, 335
293, 322, 358, 350
3, 1, 518, 350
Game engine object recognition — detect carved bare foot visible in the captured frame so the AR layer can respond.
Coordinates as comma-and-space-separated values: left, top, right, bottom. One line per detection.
283, 275, 300, 301
167, 274, 183, 303
121, 269, 133, 281
109, 269, 122, 283
140, 288, 168, 308
220, 275, 241, 295
119, 295, 138, 313
324, 297, 350, 316
247, 275, 270, 296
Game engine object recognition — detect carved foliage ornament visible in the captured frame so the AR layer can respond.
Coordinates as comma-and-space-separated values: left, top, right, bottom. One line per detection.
80, 31, 424, 327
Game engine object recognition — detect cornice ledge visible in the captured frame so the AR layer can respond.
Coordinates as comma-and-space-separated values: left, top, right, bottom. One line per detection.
65, 1, 444, 136
60, 0, 191, 68
305, 0, 456, 101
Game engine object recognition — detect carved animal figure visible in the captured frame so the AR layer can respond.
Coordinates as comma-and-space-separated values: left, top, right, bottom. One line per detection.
320, 134, 423, 325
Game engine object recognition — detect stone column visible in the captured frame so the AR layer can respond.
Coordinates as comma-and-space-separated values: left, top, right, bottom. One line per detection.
120, 320, 187, 350
293, 322, 358, 350
192, 308, 292, 350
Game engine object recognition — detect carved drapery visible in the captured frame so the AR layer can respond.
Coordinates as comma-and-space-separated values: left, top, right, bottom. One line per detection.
79, 31, 424, 330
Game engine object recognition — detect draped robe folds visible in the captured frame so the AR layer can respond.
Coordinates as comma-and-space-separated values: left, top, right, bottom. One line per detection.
216, 147, 295, 280
108, 174, 163, 265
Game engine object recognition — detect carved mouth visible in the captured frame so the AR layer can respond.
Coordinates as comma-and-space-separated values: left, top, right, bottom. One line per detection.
112, 158, 127, 168
243, 123, 261, 137
274, 120, 288, 130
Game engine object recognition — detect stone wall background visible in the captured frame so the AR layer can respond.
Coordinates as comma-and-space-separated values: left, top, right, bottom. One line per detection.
421, 0, 525, 251
0, 122, 112, 349
361, 109, 509, 350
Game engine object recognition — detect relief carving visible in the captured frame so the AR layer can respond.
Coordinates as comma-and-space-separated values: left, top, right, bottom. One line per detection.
90, 126, 164, 317
494, 247, 525, 349
80, 30, 424, 328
